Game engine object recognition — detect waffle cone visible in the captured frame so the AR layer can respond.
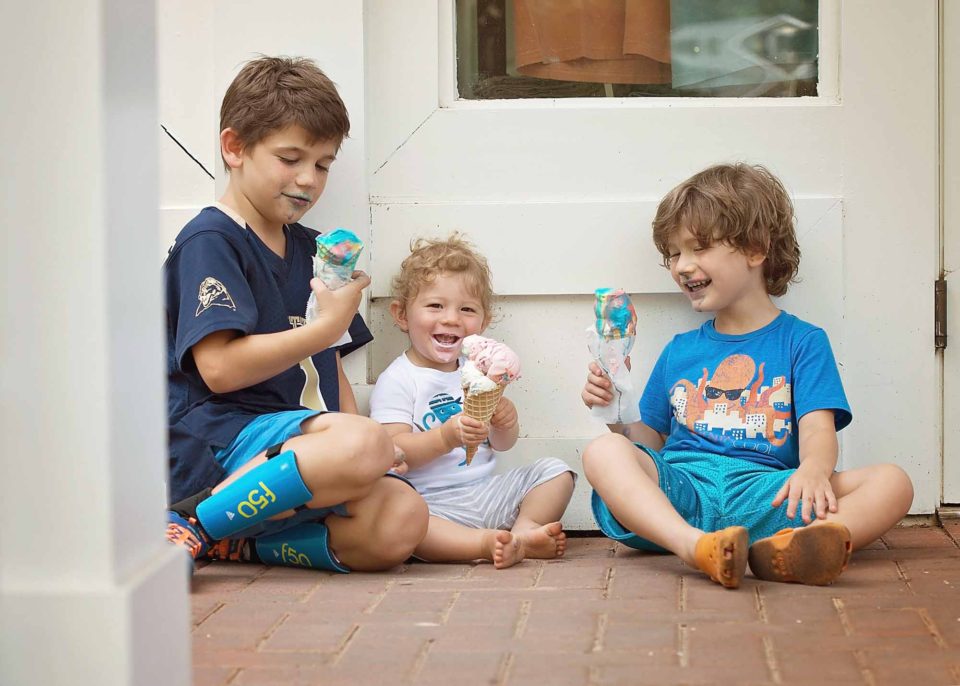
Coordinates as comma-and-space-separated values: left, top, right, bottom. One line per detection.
461, 384, 506, 465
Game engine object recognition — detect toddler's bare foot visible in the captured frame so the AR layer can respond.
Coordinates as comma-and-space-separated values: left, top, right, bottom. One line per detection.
492, 530, 524, 569
515, 521, 566, 560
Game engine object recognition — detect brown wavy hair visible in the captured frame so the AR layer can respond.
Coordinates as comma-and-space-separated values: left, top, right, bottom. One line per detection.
219, 56, 350, 169
392, 234, 495, 322
652, 163, 801, 296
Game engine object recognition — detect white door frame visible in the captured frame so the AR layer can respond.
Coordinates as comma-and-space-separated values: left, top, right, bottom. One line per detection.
942, 0, 960, 505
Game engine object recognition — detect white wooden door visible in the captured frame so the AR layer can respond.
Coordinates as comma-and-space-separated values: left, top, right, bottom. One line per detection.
365, 0, 939, 527
943, 1, 960, 504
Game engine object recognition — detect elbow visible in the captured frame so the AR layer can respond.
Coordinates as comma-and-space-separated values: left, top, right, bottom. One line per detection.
197, 359, 236, 394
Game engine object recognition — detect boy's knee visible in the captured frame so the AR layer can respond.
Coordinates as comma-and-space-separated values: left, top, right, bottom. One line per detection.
325, 414, 394, 475
356, 480, 428, 570
346, 415, 395, 472
381, 482, 429, 562
878, 463, 914, 510
293, 415, 395, 488
582, 433, 632, 478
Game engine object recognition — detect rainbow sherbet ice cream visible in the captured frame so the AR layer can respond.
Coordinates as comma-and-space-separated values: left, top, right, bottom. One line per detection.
594, 288, 638, 340
313, 228, 363, 290
306, 228, 364, 323
586, 288, 640, 424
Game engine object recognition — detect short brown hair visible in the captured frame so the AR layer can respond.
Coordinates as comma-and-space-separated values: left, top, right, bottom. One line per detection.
652, 163, 801, 297
392, 234, 496, 322
219, 55, 350, 169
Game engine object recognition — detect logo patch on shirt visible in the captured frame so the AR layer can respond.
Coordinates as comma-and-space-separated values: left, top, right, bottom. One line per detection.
421, 393, 463, 429
196, 277, 237, 316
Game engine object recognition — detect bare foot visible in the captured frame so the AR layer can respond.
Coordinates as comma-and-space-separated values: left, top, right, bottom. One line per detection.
515, 521, 566, 560
492, 530, 524, 569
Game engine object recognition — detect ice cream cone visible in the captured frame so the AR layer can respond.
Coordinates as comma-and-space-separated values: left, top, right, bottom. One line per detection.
461, 383, 506, 464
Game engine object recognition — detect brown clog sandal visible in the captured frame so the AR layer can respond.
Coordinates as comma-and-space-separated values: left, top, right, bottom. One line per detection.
748, 521, 852, 586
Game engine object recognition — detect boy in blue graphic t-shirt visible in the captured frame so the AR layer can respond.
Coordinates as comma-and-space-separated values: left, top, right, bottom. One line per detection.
582, 164, 914, 589
164, 56, 427, 573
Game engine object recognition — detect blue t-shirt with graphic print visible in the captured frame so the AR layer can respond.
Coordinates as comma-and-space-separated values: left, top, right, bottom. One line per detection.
164, 206, 372, 502
640, 311, 851, 470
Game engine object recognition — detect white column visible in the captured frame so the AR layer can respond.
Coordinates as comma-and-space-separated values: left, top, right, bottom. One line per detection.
0, 2, 190, 685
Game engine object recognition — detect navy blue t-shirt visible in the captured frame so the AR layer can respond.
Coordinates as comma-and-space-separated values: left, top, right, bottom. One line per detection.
164, 206, 372, 501
640, 312, 851, 470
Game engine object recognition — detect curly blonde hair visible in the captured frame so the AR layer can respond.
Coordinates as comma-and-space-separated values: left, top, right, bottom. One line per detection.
652, 163, 801, 297
392, 234, 495, 321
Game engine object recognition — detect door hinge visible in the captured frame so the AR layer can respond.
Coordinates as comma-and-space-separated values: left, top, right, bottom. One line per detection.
936, 278, 947, 350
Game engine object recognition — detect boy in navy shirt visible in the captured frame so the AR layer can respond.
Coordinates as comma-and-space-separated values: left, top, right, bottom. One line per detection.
164, 56, 427, 572
582, 164, 913, 588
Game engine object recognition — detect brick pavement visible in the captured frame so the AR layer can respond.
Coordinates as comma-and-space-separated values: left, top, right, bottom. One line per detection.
192, 522, 960, 686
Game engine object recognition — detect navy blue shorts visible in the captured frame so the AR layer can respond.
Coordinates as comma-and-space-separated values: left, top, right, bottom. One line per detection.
592, 447, 812, 551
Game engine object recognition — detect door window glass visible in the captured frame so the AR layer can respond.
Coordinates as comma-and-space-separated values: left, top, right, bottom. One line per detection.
456, 0, 818, 99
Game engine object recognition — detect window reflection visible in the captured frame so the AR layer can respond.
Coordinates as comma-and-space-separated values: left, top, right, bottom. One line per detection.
456, 0, 818, 99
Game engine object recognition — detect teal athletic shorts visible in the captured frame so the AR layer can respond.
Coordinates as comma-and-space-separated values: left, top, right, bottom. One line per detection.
591, 447, 814, 552
213, 409, 413, 541
216, 409, 323, 476
213, 409, 347, 538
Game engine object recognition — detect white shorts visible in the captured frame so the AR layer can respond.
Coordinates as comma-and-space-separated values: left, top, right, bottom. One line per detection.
419, 457, 575, 530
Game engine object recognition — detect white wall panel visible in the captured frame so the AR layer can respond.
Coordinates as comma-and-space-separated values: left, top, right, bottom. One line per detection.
365, 0, 441, 175
370, 105, 844, 201
157, 0, 217, 210
837, 2, 939, 510
370, 197, 841, 298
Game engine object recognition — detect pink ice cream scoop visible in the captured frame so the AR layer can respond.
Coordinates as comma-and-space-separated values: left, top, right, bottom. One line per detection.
461, 335, 521, 384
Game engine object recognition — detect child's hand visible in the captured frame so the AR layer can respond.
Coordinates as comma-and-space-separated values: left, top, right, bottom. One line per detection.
490, 397, 518, 431
457, 414, 490, 450
582, 361, 614, 409
389, 444, 409, 476
439, 412, 489, 452
771, 463, 838, 524
443, 413, 489, 452
308, 271, 371, 330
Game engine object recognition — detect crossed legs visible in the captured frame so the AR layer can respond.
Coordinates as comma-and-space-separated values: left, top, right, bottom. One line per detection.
213, 413, 428, 570
414, 471, 575, 569
583, 433, 914, 587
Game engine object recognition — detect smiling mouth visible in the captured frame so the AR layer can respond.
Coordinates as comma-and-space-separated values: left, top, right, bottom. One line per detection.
433, 334, 461, 348
683, 279, 711, 293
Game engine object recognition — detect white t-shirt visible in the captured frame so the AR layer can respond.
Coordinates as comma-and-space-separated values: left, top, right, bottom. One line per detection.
370, 352, 496, 490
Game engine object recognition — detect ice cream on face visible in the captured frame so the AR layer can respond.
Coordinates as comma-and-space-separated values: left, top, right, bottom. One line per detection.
460, 335, 521, 388
594, 288, 637, 340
